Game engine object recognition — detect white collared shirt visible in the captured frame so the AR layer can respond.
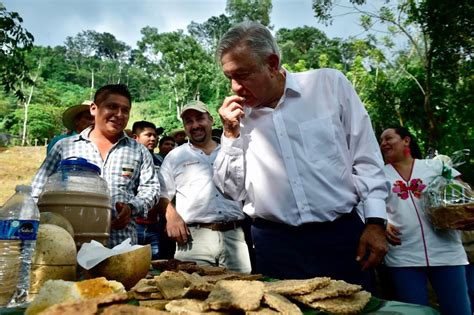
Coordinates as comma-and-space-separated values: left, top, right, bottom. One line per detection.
160, 142, 245, 224
213, 68, 388, 225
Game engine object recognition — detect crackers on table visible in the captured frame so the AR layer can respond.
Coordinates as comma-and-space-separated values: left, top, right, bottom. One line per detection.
101, 304, 169, 314
179, 271, 209, 286
200, 272, 263, 284
262, 292, 302, 315
184, 282, 215, 299
129, 291, 164, 300
246, 307, 280, 315
198, 265, 228, 275
180, 271, 215, 298
155, 271, 189, 299
206, 280, 265, 311
228, 272, 263, 281
138, 299, 171, 310
151, 259, 197, 271
93, 292, 130, 305
39, 292, 130, 315
164, 298, 210, 313
38, 300, 98, 315
291, 280, 361, 304
264, 277, 331, 296
131, 278, 160, 293
309, 290, 372, 314
176, 263, 204, 274
200, 273, 239, 284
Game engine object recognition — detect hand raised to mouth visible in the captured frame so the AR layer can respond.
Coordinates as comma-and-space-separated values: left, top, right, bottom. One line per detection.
219, 95, 246, 139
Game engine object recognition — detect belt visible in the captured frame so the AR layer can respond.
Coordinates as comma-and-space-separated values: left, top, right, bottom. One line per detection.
188, 221, 243, 232
253, 210, 357, 230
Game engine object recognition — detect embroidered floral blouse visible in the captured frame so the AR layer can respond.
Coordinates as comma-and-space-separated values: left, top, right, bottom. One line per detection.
383, 159, 467, 267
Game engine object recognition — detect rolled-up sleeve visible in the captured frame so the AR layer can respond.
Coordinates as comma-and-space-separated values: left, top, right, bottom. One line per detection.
128, 148, 160, 218
213, 135, 247, 201
31, 145, 62, 201
158, 156, 176, 201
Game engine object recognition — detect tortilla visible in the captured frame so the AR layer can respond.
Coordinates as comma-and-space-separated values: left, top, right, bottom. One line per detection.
206, 280, 264, 311
264, 277, 331, 296
262, 292, 302, 315
309, 290, 372, 314
291, 280, 361, 303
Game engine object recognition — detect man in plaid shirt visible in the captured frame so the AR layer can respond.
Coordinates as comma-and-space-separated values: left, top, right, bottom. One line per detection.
32, 84, 160, 247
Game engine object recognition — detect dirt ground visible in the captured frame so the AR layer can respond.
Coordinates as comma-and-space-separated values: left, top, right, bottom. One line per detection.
0, 146, 45, 205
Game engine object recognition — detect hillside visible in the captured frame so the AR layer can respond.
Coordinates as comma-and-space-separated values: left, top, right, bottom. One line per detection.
0, 146, 45, 205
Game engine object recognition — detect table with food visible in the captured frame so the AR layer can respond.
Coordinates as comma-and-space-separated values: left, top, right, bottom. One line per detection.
2, 155, 462, 314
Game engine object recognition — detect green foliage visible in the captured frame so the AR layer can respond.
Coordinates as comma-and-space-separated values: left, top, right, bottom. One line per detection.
0, 0, 470, 187
312, 0, 366, 25
136, 27, 216, 119
0, 4, 34, 100
1, 103, 64, 142
188, 15, 231, 52
226, 0, 273, 27
312, 0, 473, 159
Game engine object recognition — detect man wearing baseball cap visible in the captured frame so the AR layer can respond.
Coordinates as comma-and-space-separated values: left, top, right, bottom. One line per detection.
47, 101, 94, 153
158, 100, 251, 272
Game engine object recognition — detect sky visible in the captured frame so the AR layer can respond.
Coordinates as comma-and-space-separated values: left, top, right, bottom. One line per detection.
2, 0, 388, 49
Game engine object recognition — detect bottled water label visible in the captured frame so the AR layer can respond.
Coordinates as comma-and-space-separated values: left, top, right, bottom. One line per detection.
0, 220, 39, 240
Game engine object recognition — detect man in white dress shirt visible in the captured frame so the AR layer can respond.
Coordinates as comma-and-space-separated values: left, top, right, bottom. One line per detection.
159, 100, 251, 273
213, 21, 388, 287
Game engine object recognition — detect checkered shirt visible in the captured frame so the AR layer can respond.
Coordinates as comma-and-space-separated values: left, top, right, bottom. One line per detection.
32, 127, 160, 247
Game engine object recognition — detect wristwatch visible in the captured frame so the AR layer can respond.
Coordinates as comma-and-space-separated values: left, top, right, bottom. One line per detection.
365, 217, 387, 229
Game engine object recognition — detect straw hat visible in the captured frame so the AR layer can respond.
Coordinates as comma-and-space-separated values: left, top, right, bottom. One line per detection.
170, 128, 186, 137
62, 101, 93, 130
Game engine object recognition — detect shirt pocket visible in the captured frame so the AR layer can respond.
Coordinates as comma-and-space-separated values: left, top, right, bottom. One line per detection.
299, 116, 338, 162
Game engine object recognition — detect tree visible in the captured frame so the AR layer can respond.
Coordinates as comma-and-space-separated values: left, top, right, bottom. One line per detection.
0, 4, 34, 100
312, 0, 474, 151
93, 32, 130, 60
136, 27, 215, 120
226, 0, 273, 27
188, 15, 232, 52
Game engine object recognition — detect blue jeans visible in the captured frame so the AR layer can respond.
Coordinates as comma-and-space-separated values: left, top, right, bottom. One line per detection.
386, 265, 471, 315
251, 209, 373, 290
136, 222, 160, 260
466, 264, 474, 313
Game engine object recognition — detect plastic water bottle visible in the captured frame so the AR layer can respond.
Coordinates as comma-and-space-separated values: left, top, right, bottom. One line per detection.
0, 185, 40, 307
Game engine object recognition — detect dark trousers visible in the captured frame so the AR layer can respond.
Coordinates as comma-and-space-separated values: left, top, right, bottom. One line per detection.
136, 222, 160, 260
251, 209, 373, 291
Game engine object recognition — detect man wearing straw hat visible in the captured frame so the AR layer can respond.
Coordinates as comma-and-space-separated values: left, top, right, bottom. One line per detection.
47, 101, 94, 153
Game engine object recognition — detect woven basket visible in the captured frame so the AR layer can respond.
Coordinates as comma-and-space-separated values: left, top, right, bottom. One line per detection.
428, 202, 474, 229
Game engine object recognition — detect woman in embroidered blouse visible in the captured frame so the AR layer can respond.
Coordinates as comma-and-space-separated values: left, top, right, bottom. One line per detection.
380, 126, 470, 314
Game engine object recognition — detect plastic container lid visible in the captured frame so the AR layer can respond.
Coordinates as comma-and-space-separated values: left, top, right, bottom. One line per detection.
59, 157, 101, 175
15, 185, 32, 193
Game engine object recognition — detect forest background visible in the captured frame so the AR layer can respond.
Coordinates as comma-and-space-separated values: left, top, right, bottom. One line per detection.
0, 0, 473, 183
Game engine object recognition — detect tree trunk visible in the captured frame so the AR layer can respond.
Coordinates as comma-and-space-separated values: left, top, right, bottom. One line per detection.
424, 48, 437, 148
90, 69, 95, 100
21, 60, 42, 146
21, 85, 34, 146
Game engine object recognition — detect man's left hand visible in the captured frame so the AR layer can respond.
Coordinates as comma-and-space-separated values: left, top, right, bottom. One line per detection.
356, 224, 388, 271
111, 202, 132, 230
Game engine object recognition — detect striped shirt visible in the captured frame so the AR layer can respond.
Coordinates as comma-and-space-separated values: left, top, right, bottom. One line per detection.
32, 126, 160, 247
